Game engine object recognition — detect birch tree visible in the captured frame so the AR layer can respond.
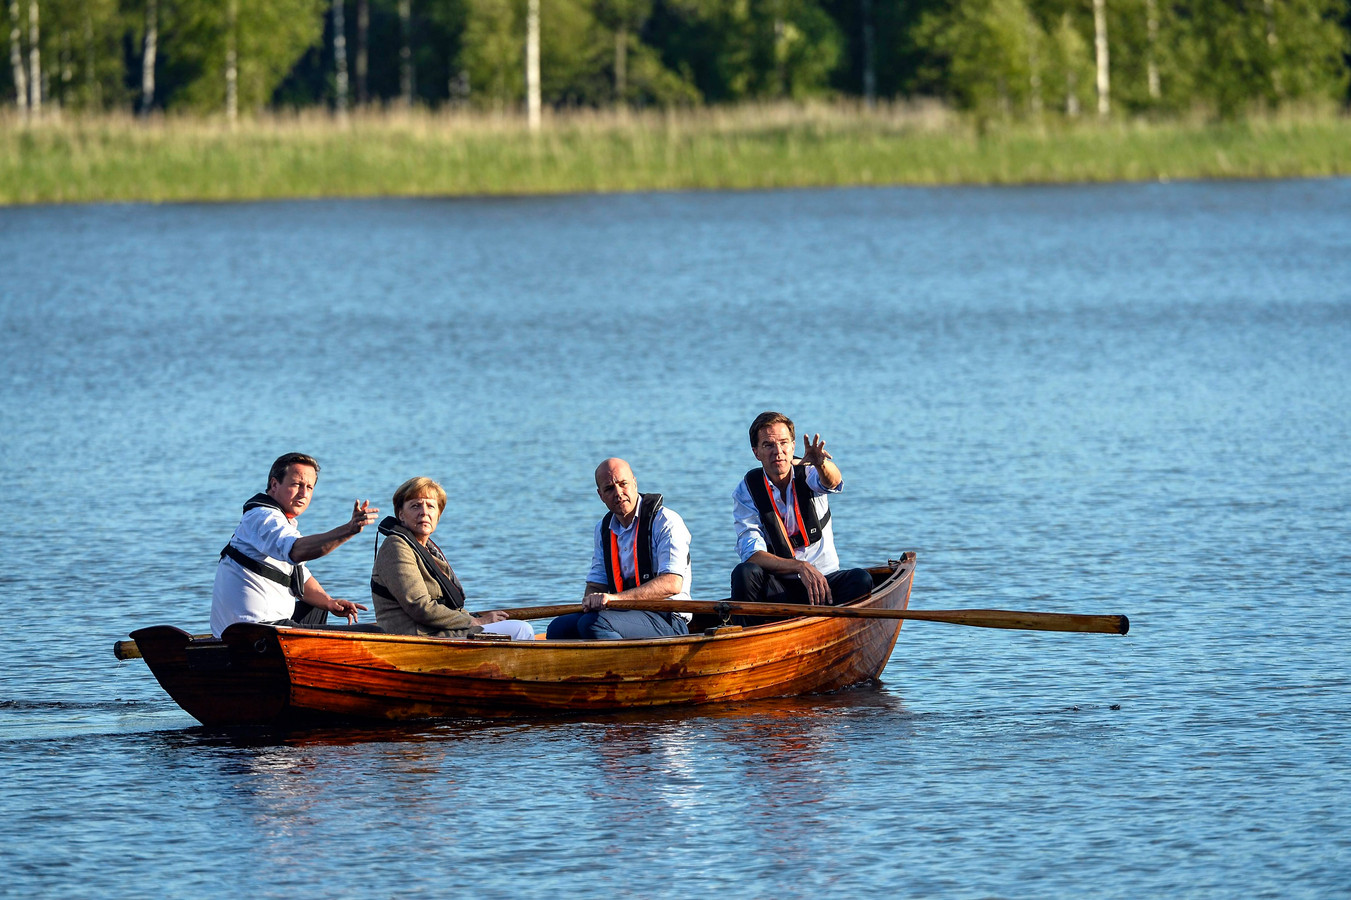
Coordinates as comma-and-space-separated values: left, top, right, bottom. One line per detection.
6, 0, 118, 111
8, 0, 26, 114
526, 0, 539, 128
1092, 0, 1108, 115
225, 0, 237, 119
141, 0, 158, 112
1144, 0, 1158, 99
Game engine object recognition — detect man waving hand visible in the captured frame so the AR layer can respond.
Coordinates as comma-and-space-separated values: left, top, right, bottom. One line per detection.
731, 412, 873, 608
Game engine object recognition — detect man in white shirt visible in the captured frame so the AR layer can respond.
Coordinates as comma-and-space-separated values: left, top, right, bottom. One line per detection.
731, 412, 873, 609
546, 458, 693, 640
211, 452, 378, 638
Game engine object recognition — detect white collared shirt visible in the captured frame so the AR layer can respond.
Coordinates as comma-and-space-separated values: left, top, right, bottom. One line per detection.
211, 506, 311, 637
587, 497, 693, 618
732, 466, 841, 575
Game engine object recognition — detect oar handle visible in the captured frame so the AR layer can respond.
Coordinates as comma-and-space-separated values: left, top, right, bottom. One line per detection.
500, 603, 584, 621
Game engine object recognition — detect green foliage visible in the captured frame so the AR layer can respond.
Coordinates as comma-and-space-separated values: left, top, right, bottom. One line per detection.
540, 0, 606, 104
160, 0, 325, 113
1189, 0, 1348, 115
1044, 10, 1095, 115
1, 0, 128, 110
1, 0, 1348, 117
649, 0, 841, 101
460, 0, 519, 105
621, 38, 702, 103
772, 0, 844, 99
915, 0, 1046, 116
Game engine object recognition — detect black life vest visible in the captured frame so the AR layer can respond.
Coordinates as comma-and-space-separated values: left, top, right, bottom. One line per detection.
218, 493, 306, 599
370, 516, 466, 610
600, 493, 666, 592
743, 466, 831, 559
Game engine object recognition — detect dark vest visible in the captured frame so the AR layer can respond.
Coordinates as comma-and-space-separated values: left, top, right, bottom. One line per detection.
219, 493, 306, 599
600, 493, 666, 592
743, 466, 831, 559
370, 517, 467, 610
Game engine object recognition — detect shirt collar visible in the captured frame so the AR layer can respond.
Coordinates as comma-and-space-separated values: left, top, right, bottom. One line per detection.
609, 496, 642, 536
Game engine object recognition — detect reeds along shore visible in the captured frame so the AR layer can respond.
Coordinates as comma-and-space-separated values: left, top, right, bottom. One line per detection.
2, 102, 1350, 205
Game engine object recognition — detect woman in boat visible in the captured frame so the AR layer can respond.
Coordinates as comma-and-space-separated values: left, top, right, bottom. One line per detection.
371, 477, 535, 640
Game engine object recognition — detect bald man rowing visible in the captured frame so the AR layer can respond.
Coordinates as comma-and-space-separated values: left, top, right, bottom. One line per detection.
546, 458, 693, 640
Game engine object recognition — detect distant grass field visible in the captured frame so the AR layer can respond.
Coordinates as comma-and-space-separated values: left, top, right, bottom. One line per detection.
2, 103, 1349, 205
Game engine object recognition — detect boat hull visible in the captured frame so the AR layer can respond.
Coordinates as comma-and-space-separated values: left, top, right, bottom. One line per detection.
129, 554, 914, 727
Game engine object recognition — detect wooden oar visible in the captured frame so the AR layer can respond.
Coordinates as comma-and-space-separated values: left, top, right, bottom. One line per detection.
112, 600, 1126, 659
502, 598, 1129, 635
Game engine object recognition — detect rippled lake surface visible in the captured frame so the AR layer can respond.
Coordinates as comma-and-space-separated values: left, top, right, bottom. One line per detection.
2, 181, 1349, 898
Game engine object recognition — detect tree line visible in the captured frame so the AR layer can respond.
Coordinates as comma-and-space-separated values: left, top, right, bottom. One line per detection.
5, 0, 1349, 121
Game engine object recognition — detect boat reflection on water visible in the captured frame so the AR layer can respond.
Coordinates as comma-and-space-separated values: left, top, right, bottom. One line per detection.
177, 683, 912, 751
156, 687, 908, 827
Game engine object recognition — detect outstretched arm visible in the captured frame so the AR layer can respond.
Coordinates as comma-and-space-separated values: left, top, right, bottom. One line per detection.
289, 500, 379, 563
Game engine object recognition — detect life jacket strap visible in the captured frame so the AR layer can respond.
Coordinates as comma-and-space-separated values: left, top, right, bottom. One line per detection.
220, 542, 305, 600
743, 466, 830, 559
600, 493, 664, 593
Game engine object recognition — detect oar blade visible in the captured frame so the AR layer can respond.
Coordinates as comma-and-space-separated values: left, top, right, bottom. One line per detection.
909, 609, 1129, 634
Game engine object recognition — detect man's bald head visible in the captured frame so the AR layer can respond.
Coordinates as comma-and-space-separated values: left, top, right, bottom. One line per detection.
595, 457, 634, 487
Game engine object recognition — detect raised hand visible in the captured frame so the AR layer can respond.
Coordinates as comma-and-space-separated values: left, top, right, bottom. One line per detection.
349, 499, 379, 533
801, 433, 832, 470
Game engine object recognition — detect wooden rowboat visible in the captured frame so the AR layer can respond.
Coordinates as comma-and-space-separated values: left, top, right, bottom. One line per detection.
121, 554, 916, 728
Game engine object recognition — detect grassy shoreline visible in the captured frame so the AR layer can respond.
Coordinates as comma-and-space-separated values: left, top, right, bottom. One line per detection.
2, 103, 1349, 205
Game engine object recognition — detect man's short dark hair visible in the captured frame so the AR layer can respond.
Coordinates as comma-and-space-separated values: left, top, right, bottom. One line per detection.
268, 453, 320, 489
749, 411, 795, 448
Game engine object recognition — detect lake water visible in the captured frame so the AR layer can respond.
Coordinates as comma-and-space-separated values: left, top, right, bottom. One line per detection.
1, 180, 1348, 898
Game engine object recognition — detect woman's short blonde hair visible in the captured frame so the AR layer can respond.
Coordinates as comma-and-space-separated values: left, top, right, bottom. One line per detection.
393, 477, 447, 515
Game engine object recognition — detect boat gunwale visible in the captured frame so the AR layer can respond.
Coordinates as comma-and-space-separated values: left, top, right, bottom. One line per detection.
260, 556, 913, 653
